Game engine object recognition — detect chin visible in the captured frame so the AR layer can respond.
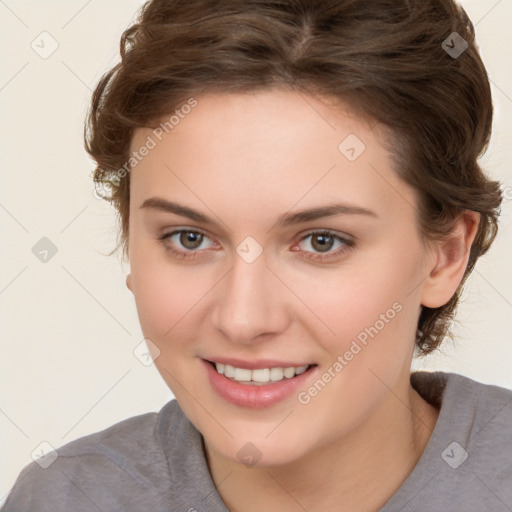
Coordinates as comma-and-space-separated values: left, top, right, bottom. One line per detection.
206, 428, 313, 469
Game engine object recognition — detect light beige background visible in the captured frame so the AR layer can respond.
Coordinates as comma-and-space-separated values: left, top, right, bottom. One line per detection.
1, 0, 511, 503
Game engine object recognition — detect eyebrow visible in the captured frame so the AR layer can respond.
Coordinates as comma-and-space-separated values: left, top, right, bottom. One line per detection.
140, 197, 378, 228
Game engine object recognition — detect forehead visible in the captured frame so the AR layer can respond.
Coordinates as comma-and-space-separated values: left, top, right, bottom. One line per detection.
128, 89, 416, 225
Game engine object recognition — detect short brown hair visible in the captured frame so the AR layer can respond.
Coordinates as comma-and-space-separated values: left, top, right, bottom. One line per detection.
85, 0, 502, 355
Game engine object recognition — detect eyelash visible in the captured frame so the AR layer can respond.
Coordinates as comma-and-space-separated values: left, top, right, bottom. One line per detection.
157, 229, 354, 262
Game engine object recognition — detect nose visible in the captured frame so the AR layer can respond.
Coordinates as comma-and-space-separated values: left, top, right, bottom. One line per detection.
211, 252, 290, 345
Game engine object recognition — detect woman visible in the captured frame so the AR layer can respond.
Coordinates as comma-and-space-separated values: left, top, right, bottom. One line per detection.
4, 0, 511, 510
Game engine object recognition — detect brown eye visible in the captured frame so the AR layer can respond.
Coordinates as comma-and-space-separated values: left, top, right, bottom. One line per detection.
296, 230, 353, 261
179, 231, 204, 249
159, 229, 216, 259
310, 232, 335, 253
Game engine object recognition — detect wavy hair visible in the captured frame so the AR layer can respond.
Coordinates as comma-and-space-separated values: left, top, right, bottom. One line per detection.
85, 0, 502, 355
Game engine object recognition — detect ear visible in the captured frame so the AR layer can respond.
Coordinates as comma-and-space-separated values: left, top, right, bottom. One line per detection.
420, 210, 480, 308
126, 273, 133, 293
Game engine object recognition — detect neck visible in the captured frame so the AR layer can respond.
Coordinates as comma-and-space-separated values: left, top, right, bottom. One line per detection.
204, 379, 439, 512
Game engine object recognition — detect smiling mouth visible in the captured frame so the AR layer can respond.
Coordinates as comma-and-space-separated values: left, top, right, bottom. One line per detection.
206, 360, 316, 385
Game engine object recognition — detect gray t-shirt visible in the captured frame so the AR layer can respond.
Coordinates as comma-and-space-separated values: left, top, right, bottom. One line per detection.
3, 371, 511, 511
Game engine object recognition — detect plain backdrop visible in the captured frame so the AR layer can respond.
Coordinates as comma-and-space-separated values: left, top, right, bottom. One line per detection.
1, 0, 511, 503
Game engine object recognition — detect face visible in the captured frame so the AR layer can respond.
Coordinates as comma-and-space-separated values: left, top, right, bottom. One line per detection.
127, 88, 437, 466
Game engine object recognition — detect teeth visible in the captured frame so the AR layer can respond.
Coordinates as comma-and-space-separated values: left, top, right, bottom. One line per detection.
269, 367, 284, 381
252, 368, 270, 382
234, 368, 252, 381
215, 363, 309, 383
283, 367, 295, 378
224, 364, 235, 378
295, 365, 308, 375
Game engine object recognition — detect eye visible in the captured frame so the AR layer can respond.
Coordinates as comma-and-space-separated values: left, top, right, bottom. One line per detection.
295, 231, 353, 261
159, 229, 216, 258
158, 228, 353, 262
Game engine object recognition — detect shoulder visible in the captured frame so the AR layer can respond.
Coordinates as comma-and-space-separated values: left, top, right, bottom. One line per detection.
412, 370, 512, 460
439, 371, 512, 469
2, 400, 186, 512
412, 370, 512, 432
411, 371, 512, 417
385, 371, 512, 511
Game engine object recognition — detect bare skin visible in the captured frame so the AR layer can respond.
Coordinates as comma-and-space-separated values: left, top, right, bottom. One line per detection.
205, 385, 439, 512
126, 88, 478, 511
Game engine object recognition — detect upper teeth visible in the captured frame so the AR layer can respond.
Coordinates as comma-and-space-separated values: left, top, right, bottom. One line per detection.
215, 363, 309, 383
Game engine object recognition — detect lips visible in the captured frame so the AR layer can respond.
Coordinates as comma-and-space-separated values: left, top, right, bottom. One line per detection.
203, 358, 317, 408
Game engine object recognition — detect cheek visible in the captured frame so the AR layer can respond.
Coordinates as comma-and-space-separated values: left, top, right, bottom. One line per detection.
130, 248, 215, 346
280, 246, 422, 360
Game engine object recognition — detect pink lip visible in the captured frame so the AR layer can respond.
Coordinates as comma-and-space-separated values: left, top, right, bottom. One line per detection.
204, 357, 313, 370
202, 359, 317, 408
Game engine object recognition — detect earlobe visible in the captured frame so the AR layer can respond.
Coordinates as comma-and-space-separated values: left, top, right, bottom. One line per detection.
421, 210, 480, 308
126, 274, 133, 293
